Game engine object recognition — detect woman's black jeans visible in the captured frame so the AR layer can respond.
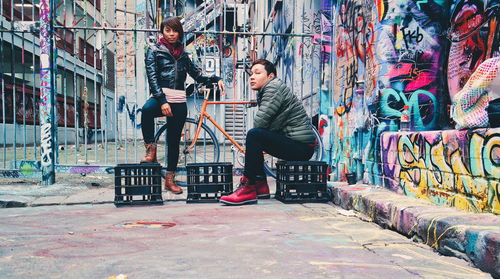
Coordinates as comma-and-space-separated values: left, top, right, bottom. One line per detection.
141, 97, 187, 171
245, 128, 314, 182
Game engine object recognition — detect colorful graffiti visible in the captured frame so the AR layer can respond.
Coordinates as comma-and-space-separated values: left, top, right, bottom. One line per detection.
329, 0, 452, 184
447, 0, 500, 100
39, 0, 55, 184
375, 0, 448, 132
331, 0, 375, 181
381, 128, 500, 214
186, 34, 235, 87
4, 160, 114, 178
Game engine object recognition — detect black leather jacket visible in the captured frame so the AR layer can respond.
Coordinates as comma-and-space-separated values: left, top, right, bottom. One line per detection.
145, 43, 221, 104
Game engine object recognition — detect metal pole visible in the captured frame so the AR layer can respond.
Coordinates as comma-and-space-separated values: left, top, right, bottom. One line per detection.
0, 0, 5, 168
39, 0, 56, 185
46, 26, 317, 38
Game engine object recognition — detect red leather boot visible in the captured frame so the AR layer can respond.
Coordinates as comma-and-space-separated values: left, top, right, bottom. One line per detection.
255, 179, 270, 199
220, 176, 257, 205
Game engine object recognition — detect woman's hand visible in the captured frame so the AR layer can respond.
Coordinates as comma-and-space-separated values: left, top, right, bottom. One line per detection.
218, 80, 226, 96
161, 103, 173, 117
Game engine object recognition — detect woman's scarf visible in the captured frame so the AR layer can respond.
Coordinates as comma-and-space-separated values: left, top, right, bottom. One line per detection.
158, 37, 184, 58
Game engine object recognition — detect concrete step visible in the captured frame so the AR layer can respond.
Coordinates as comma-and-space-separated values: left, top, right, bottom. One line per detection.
329, 182, 500, 278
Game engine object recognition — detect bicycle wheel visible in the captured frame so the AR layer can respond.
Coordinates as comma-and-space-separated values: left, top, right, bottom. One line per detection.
263, 125, 324, 178
154, 118, 220, 174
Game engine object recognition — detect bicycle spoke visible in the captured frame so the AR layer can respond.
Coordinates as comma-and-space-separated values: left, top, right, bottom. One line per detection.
155, 118, 220, 173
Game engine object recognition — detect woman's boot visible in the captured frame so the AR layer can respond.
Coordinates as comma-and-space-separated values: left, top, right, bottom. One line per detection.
165, 171, 183, 194
140, 143, 157, 163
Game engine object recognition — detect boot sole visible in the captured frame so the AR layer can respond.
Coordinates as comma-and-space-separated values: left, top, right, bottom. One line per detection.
165, 189, 183, 194
257, 194, 271, 199
219, 199, 258, 205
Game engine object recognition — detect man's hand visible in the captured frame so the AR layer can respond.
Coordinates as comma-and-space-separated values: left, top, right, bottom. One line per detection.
218, 80, 226, 96
161, 103, 173, 117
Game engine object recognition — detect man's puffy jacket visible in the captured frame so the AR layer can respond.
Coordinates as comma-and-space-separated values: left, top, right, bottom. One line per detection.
145, 43, 221, 104
254, 78, 316, 144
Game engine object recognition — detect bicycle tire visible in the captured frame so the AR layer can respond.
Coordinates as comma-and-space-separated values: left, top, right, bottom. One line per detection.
263, 125, 324, 178
154, 118, 220, 170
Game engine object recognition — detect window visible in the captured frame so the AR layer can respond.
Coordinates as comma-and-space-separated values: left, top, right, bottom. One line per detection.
2, 0, 39, 21
55, 22, 74, 55
87, 0, 101, 11
78, 38, 102, 70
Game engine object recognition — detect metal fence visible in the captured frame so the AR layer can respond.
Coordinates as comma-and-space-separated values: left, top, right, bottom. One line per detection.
0, 0, 326, 184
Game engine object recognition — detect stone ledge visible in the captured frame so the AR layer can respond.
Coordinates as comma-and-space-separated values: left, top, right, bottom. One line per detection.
0, 195, 34, 208
329, 182, 500, 278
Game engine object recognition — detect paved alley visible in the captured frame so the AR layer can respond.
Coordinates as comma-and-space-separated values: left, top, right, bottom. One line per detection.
0, 201, 492, 279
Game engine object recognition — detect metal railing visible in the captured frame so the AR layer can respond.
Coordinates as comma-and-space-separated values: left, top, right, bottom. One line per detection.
0, 0, 328, 184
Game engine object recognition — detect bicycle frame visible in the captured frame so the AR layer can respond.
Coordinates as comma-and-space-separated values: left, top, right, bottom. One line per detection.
185, 91, 256, 155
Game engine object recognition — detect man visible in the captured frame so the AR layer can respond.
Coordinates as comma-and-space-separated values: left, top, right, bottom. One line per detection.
220, 59, 316, 205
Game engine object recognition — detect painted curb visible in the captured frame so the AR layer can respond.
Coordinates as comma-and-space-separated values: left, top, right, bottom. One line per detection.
329, 182, 500, 278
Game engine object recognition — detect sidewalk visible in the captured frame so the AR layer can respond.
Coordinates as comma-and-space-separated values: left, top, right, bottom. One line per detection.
0, 176, 499, 278
329, 182, 500, 278
0, 174, 116, 207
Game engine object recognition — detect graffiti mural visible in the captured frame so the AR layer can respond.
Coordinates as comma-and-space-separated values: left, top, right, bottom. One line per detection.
375, 0, 449, 132
329, 0, 452, 184
185, 34, 235, 88
381, 128, 500, 214
331, 0, 375, 181
447, 0, 500, 100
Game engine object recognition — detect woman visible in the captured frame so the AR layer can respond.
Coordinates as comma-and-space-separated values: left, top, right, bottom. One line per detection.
220, 59, 316, 205
141, 17, 225, 194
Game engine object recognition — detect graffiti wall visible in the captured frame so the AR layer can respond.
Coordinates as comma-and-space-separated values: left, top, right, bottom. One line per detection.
447, 0, 500, 100
259, 0, 324, 117
381, 128, 500, 214
376, 0, 449, 132
330, 0, 451, 181
322, 0, 499, 213
186, 34, 235, 88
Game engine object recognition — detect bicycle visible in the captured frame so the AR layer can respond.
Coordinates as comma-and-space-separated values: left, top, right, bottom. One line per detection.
153, 85, 324, 180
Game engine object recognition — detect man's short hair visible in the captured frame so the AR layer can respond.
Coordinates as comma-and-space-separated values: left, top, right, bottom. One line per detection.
251, 59, 277, 76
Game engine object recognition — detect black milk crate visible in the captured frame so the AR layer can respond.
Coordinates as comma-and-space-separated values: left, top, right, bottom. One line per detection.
186, 162, 233, 203
275, 161, 329, 203
114, 163, 163, 206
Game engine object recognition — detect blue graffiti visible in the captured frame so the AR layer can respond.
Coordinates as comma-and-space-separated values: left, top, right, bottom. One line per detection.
118, 96, 142, 129
380, 88, 438, 131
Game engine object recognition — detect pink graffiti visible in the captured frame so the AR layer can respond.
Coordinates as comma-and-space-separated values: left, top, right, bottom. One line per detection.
312, 34, 332, 54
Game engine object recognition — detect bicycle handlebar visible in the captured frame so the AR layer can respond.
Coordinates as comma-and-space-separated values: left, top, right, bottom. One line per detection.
246, 100, 258, 108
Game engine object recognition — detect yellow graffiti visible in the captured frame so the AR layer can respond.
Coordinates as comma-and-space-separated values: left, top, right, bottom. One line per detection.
482, 131, 500, 177
397, 135, 432, 201
396, 131, 500, 214
430, 141, 454, 191
489, 180, 500, 214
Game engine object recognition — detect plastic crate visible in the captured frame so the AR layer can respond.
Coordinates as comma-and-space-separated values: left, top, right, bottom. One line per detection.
114, 163, 163, 206
275, 161, 329, 203
186, 162, 233, 203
